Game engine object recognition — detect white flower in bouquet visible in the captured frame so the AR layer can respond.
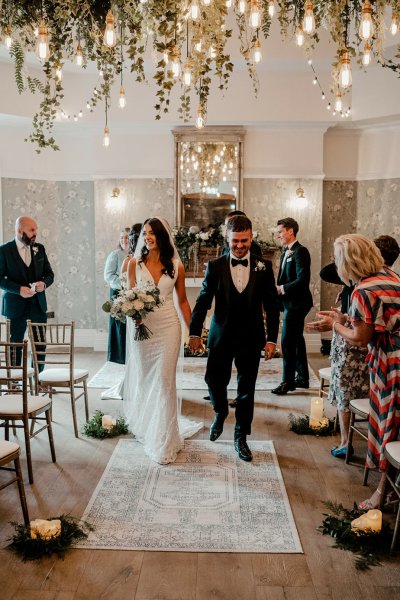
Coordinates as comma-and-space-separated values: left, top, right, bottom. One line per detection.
199, 231, 210, 241
125, 289, 137, 300
253, 230, 259, 239
189, 225, 200, 234
219, 224, 227, 237
132, 299, 145, 310
143, 294, 156, 303
121, 301, 134, 313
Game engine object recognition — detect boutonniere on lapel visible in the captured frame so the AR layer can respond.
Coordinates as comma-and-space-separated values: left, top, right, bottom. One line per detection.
254, 261, 266, 272
32, 244, 39, 256
286, 250, 294, 258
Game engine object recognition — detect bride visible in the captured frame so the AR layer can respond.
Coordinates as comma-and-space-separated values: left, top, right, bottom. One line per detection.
123, 217, 203, 464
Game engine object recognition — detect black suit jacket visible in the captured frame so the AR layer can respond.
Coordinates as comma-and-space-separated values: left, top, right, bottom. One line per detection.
277, 241, 313, 313
0, 240, 54, 318
190, 254, 279, 350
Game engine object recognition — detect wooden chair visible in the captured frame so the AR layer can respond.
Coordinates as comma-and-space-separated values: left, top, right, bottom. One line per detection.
0, 341, 56, 484
0, 320, 34, 393
318, 366, 331, 399
0, 440, 30, 525
379, 441, 400, 553
345, 397, 370, 485
27, 321, 89, 438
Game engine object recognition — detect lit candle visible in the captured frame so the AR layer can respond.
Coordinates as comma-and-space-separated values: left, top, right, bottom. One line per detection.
30, 518, 62, 539
309, 397, 324, 427
102, 414, 116, 430
351, 509, 382, 533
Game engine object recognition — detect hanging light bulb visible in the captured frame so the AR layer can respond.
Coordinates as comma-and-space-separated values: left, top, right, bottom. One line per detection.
239, 0, 246, 14
268, 1, 275, 18
252, 38, 262, 63
226, 0, 232, 7
4, 25, 12, 48
194, 38, 202, 52
55, 63, 63, 81
362, 40, 372, 66
103, 126, 110, 147
334, 91, 343, 112
183, 59, 192, 86
195, 105, 206, 129
303, 0, 316, 35
249, 0, 261, 28
209, 45, 217, 59
75, 42, 83, 66
119, 85, 126, 108
359, 0, 374, 41
163, 50, 169, 64
339, 50, 352, 89
190, 0, 200, 20
103, 9, 117, 47
202, 0, 211, 5
295, 26, 305, 47
171, 46, 181, 77
391, 14, 398, 35
78, 110, 83, 118
35, 20, 50, 61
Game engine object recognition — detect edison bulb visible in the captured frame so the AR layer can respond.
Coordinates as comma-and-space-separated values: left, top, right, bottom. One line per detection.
303, 0, 316, 35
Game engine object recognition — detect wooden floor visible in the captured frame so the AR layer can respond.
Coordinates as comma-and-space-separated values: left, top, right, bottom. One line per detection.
0, 351, 398, 600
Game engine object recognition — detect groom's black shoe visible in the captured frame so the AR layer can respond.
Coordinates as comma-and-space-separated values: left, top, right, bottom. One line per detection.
210, 416, 225, 442
294, 377, 309, 389
271, 382, 295, 395
234, 438, 253, 462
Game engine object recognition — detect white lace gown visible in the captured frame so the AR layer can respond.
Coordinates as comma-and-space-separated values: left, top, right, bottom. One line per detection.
123, 259, 202, 464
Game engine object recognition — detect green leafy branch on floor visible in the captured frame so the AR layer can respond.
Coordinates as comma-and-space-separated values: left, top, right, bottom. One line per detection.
320, 500, 395, 570
288, 414, 335, 436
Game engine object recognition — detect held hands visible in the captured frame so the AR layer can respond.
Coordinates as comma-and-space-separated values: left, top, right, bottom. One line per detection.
188, 336, 205, 354
264, 342, 276, 361
20, 285, 36, 298
34, 281, 46, 292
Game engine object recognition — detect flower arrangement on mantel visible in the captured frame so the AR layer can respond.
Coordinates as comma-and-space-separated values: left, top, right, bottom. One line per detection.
172, 224, 279, 276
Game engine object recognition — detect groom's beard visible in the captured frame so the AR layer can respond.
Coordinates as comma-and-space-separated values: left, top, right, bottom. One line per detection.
21, 232, 36, 246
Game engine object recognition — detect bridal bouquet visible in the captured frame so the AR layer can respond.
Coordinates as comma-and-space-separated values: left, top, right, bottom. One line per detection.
102, 282, 163, 341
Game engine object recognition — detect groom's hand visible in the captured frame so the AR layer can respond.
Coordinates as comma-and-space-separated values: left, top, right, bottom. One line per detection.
264, 342, 276, 361
189, 336, 204, 353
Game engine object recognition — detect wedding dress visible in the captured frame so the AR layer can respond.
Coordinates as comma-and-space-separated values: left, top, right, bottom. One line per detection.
123, 257, 202, 464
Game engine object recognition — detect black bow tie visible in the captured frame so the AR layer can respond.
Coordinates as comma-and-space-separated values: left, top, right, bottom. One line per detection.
231, 258, 248, 267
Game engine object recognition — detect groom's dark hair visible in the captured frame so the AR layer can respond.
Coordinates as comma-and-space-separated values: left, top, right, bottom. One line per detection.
226, 215, 252, 233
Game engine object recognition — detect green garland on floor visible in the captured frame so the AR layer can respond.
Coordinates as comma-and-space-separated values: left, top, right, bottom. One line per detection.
288, 413, 335, 436
9, 515, 94, 561
320, 501, 395, 570
82, 410, 129, 439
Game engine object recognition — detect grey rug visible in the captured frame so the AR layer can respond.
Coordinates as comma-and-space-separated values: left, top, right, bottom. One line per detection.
76, 439, 303, 553
88, 358, 319, 391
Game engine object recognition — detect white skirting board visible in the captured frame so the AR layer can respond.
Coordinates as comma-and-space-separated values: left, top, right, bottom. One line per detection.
75, 329, 322, 353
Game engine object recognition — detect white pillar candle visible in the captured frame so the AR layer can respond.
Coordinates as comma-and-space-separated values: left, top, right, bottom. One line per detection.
30, 518, 62, 540
102, 414, 116, 430
365, 509, 382, 532
309, 397, 324, 427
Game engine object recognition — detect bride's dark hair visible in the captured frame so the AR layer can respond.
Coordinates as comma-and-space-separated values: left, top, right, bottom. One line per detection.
140, 218, 175, 278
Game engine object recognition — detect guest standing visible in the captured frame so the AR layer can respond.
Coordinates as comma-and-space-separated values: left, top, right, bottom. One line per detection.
104, 228, 129, 364
0, 216, 54, 369
315, 234, 400, 510
272, 217, 313, 395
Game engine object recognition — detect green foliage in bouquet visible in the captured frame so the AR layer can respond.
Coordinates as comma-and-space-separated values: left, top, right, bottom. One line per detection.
320, 501, 395, 570
288, 413, 335, 436
9, 515, 94, 561
82, 410, 129, 439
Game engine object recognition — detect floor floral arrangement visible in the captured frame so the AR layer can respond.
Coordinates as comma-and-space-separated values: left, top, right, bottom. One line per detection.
9, 515, 94, 561
288, 414, 335, 436
320, 501, 395, 570
82, 410, 129, 439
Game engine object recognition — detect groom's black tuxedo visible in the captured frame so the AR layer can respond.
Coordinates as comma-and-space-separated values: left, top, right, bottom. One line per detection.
277, 240, 312, 385
190, 253, 279, 438
0, 239, 54, 365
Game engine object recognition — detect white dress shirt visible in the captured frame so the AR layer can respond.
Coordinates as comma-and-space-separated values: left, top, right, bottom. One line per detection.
230, 251, 250, 293
15, 236, 31, 267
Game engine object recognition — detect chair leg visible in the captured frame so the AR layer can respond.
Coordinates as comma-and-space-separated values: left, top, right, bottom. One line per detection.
5, 420, 10, 441
83, 379, 89, 422
23, 419, 34, 484
45, 408, 57, 463
362, 462, 369, 486
391, 504, 400, 553
14, 456, 30, 526
28, 376, 34, 394
30, 418, 35, 436
70, 389, 79, 438
345, 412, 355, 464
319, 378, 324, 399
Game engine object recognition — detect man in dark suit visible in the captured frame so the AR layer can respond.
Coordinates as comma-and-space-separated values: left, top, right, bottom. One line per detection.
0, 216, 54, 368
189, 215, 279, 461
272, 217, 313, 395
222, 210, 262, 258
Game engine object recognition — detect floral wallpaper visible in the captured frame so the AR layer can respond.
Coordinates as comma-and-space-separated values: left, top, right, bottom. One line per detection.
245, 178, 323, 317
1, 178, 96, 327
321, 178, 400, 310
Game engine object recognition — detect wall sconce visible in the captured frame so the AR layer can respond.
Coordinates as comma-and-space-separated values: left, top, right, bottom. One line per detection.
291, 181, 308, 209
105, 186, 126, 213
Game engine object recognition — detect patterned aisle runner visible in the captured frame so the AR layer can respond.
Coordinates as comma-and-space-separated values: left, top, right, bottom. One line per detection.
76, 439, 303, 553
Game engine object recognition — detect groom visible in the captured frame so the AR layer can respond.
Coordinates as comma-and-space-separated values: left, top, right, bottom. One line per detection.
189, 215, 279, 461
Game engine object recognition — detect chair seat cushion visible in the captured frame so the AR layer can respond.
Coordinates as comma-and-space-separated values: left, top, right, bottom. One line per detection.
0, 440, 19, 460
0, 394, 51, 416
318, 367, 332, 380
38, 368, 89, 383
349, 397, 370, 416
385, 441, 400, 466
0, 367, 34, 379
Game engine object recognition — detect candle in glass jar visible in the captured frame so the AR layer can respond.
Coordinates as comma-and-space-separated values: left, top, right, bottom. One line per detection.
309, 397, 324, 427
